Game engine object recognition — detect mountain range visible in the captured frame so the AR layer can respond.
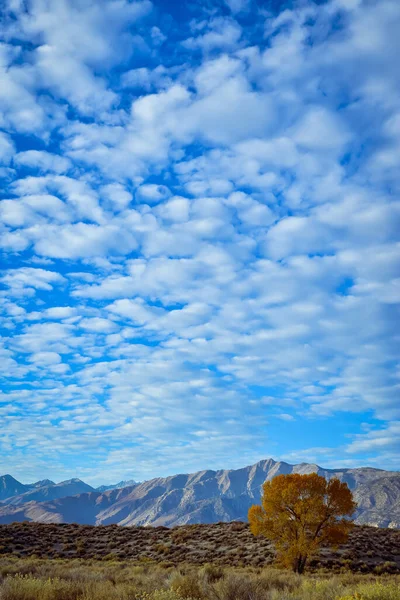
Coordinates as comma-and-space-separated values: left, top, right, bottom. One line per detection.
96, 480, 138, 493
0, 459, 399, 528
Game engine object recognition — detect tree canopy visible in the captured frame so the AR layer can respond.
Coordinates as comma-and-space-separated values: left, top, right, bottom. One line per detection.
248, 473, 357, 573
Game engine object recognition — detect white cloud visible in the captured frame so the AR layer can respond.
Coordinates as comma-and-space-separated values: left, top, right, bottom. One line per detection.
28, 351, 62, 365
107, 298, 163, 325
292, 106, 351, 152
156, 196, 190, 222
12, 175, 104, 223
136, 184, 171, 204
276, 414, 295, 421
79, 317, 118, 333
36, 45, 117, 115
0, 199, 35, 228
3, 0, 152, 115
183, 17, 242, 52
100, 183, 132, 211
224, 0, 250, 14
23, 194, 72, 222
1, 267, 65, 296
0, 131, 15, 164
32, 222, 138, 259
14, 150, 72, 173
0, 43, 61, 135
121, 66, 171, 91
44, 307, 76, 320
0, 0, 399, 480
346, 422, 400, 454
264, 216, 330, 260
226, 192, 275, 227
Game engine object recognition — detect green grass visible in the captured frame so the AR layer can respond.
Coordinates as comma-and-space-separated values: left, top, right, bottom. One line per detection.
0, 557, 398, 600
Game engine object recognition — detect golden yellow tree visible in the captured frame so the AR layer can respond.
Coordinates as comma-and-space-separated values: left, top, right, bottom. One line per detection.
248, 473, 357, 573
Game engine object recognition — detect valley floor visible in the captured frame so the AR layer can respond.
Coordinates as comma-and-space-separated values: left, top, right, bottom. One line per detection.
0, 556, 399, 600
0, 521, 399, 574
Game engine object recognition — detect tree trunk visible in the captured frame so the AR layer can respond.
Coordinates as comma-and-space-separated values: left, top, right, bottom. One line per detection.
298, 555, 307, 574
293, 555, 307, 574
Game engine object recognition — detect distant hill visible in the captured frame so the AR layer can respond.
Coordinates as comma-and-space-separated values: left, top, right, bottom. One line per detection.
4, 479, 95, 506
28, 479, 55, 489
353, 476, 400, 528
0, 475, 59, 502
97, 480, 138, 493
0, 475, 29, 502
0, 459, 399, 528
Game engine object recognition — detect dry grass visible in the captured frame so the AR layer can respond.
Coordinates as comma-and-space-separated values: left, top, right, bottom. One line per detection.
0, 522, 399, 574
0, 557, 398, 600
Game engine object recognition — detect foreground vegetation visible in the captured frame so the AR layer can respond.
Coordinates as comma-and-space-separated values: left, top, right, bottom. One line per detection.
1, 522, 399, 573
0, 556, 399, 600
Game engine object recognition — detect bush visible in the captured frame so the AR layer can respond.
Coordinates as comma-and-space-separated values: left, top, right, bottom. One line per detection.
212, 572, 280, 600
298, 578, 348, 600
0, 556, 399, 600
1, 574, 81, 600
341, 581, 400, 600
169, 572, 204, 599
199, 563, 224, 583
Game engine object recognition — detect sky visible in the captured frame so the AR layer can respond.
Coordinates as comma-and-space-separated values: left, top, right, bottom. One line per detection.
0, 0, 399, 486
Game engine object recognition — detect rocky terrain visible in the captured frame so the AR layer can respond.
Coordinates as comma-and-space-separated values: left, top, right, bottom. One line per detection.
2, 479, 95, 506
0, 475, 44, 502
0, 459, 399, 528
96, 480, 138, 493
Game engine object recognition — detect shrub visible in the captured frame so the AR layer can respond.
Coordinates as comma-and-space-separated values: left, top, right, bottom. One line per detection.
199, 563, 224, 583
151, 592, 187, 600
298, 577, 348, 600
169, 572, 204, 599
1, 574, 81, 600
338, 581, 400, 600
217, 571, 295, 600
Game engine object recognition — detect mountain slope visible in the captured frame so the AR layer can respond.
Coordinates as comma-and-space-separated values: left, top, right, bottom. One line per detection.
0, 459, 399, 528
4, 479, 95, 506
29, 479, 55, 489
353, 476, 400, 528
0, 475, 30, 502
97, 480, 138, 493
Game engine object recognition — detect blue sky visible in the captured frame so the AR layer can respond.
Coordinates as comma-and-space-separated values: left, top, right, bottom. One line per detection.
0, 0, 399, 486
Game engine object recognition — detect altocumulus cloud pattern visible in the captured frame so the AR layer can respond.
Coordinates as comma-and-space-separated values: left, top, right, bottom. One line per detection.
0, 0, 399, 485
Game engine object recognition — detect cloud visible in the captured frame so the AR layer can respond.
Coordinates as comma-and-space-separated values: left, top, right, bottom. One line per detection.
32, 222, 138, 259
2, 0, 152, 115
346, 422, 400, 454
0, 0, 399, 482
100, 183, 133, 211
8, 0, 152, 65
14, 150, 72, 174
183, 17, 242, 52
224, 0, 250, 14
275, 414, 295, 422
0, 42, 62, 135
43, 306, 76, 320
264, 216, 330, 260
79, 317, 118, 333
28, 351, 62, 365
1, 267, 66, 296
120, 66, 170, 91
0, 131, 15, 165
12, 175, 104, 223
291, 106, 351, 153
136, 184, 171, 204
